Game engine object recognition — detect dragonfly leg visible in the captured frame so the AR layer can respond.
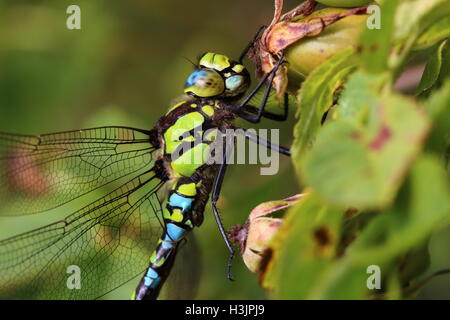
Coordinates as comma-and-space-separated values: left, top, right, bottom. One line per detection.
133, 179, 198, 300
237, 54, 288, 124
239, 129, 291, 156
240, 93, 289, 122
211, 140, 236, 281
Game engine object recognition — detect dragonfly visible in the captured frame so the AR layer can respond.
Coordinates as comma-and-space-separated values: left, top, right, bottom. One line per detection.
0, 30, 291, 300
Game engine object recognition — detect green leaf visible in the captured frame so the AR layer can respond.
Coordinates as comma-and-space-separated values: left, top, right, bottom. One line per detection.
291, 48, 356, 175
349, 154, 450, 262
424, 78, 450, 119
300, 72, 431, 209
263, 192, 346, 299
395, 0, 450, 41
358, 0, 401, 73
415, 15, 450, 50
361, 0, 450, 74
417, 39, 450, 97
300, 155, 450, 299
335, 70, 388, 122
423, 79, 450, 163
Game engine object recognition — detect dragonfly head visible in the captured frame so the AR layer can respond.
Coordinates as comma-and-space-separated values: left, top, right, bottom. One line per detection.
184, 53, 250, 99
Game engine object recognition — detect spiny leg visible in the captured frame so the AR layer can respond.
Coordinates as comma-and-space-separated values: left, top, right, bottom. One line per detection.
238, 55, 288, 124
211, 129, 289, 281
211, 138, 236, 281
240, 92, 289, 122
239, 128, 291, 156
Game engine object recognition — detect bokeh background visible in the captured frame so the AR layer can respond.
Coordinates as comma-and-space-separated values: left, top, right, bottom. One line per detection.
0, 0, 448, 299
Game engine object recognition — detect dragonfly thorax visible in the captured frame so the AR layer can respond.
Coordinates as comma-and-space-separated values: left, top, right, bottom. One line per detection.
184, 53, 250, 99
158, 99, 234, 179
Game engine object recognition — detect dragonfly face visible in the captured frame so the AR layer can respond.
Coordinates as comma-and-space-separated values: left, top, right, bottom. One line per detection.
159, 52, 253, 180
184, 53, 250, 99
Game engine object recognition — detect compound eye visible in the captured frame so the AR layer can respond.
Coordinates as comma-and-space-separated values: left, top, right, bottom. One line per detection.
184, 69, 225, 98
225, 75, 244, 92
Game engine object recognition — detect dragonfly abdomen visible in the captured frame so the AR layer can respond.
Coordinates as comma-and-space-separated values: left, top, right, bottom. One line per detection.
133, 179, 200, 300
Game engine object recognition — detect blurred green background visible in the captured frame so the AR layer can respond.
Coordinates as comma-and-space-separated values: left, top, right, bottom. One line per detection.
0, 0, 448, 299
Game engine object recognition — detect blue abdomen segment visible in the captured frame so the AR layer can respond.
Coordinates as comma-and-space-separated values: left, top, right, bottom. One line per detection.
133, 181, 198, 300
144, 268, 161, 288
164, 223, 187, 245
169, 193, 193, 211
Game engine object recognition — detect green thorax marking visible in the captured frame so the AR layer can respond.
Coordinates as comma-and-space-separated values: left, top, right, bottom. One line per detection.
162, 100, 221, 178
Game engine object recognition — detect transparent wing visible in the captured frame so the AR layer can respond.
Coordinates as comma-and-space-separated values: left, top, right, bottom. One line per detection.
0, 170, 167, 299
0, 126, 157, 216
161, 234, 202, 299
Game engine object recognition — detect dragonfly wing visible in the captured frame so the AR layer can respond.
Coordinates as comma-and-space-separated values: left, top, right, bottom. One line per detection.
0, 126, 157, 216
0, 170, 167, 299
161, 233, 202, 300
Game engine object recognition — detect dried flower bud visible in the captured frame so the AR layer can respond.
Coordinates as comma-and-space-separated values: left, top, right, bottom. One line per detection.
250, 0, 369, 99
230, 194, 305, 273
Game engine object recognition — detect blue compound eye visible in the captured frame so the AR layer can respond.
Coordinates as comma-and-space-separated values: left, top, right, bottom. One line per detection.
184, 69, 225, 97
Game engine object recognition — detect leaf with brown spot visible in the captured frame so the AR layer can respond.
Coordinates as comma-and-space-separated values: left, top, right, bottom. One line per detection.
300, 71, 432, 209
262, 192, 346, 298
